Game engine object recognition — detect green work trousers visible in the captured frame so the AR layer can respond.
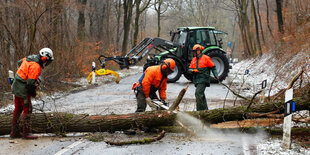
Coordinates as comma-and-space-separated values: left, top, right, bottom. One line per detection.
135, 88, 159, 112
195, 83, 208, 111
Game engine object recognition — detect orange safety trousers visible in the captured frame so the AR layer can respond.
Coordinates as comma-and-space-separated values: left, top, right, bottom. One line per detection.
11, 95, 33, 134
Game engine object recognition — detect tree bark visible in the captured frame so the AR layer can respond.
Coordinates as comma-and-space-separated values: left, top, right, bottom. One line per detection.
133, 0, 151, 47
275, 0, 284, 33
0, 94, 309, 136
236, 0, 256, 57
256, 0, 265, 44
77, 0, 87, 41
265, 0, 274, 38
121, 0, 134, 55
115, 0, 122, 51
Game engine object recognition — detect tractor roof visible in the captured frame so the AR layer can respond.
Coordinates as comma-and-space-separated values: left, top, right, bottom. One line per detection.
177, 27, 215, 31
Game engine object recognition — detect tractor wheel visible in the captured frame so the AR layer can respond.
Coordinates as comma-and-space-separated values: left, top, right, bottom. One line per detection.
207, 50, 230, 83
167, 60, 182, 83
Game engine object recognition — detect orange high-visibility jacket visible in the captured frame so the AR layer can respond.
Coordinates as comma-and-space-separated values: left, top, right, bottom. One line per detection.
141, 65, 167, 100
189, 54, 218, 85
12, 55, 43, 98
189, 54, 214, 70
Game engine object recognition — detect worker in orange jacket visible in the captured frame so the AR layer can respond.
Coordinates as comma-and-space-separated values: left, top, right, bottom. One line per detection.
10, 48, 54, 139
189, 44, 219, 110
133, 58, 176, 112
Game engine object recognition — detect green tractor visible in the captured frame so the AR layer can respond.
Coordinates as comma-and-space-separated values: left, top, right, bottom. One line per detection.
144, 27, 230, 83
98, 27, 230, 83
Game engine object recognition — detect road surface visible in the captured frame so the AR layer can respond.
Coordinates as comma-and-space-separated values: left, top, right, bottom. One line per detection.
1, 73, 265, 155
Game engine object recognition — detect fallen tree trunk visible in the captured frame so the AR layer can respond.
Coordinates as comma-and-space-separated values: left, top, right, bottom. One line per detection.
0, 111, 176, 136
0, 93, 309, 136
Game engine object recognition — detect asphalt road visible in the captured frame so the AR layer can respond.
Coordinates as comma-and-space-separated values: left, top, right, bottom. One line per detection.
1, 73, 262, 155
41, 73, 236, 115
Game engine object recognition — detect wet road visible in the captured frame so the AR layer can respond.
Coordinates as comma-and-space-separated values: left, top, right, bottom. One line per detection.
1, 131, 262, 155
3, 72, 262, 155
42, 73, 236, 115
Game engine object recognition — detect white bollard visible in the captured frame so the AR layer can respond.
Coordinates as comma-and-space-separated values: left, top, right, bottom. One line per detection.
282, 88, 293, 149
92, 62, 96, 84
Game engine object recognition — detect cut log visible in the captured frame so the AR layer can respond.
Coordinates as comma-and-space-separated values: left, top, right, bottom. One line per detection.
0, 94, 309, 136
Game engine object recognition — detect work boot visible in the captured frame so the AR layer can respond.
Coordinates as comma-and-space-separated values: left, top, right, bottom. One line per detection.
22, 117, 38, 140
22, 125, 38, 139
10, 131, 22, 138
10, 124, 22, 138
22, 133, 38, 140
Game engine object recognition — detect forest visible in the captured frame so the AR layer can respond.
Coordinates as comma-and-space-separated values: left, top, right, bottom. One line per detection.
0, 0, 309, 98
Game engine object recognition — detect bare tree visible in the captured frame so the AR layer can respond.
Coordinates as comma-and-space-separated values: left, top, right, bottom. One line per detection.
115, 0, 122, 51
265, 0, 274, 38
275, 0, 284, 33
77, 0, 87, 40
154, 0, 168, 37
256, 0, 265, 44
233, 0, 256, 57
121, 0, 134, 55
133, 0, 151, 47
251, 0, 262, 56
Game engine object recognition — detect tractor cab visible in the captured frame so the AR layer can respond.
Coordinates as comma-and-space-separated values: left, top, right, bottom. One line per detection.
170, 27, 225, 65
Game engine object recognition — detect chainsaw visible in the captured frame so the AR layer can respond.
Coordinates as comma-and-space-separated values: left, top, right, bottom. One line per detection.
146, 99, 169, 111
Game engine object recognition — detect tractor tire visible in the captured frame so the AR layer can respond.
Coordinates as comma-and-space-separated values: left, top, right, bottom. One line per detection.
167, 60, 182, 83
207, 50, 230, 83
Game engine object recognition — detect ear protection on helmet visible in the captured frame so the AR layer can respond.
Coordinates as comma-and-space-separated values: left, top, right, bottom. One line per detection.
161, 61, 170, 70
41, 56, 47, 62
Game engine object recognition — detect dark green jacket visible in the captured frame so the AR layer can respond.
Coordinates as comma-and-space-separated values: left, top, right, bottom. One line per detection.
12, 55, 43, 98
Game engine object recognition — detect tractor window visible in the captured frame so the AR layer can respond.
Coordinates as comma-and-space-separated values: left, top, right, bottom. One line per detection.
196, 30, 202, 44
208, 30, 217, 45
174, 31, 187, 45
201, 30, 210, 47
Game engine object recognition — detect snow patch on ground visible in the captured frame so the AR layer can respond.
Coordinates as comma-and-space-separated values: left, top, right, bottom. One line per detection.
257, 138, 309, 155
227, 51, 310, 98
227, 51, 310, 154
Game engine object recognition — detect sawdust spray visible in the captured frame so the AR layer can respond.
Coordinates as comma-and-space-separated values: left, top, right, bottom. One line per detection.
176, 112, 267, 154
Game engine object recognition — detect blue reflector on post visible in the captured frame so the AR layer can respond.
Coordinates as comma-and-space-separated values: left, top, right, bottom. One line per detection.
292, 101, 295, 112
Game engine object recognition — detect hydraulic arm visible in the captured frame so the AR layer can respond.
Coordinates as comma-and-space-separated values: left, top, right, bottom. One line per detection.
98, 38, 180, 69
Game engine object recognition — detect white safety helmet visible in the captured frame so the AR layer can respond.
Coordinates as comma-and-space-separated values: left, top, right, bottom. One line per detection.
39, 48, 54, 66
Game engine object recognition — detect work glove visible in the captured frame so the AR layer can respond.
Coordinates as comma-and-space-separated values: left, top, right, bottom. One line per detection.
189, 69, 198, 73
145, 97, 152, 103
